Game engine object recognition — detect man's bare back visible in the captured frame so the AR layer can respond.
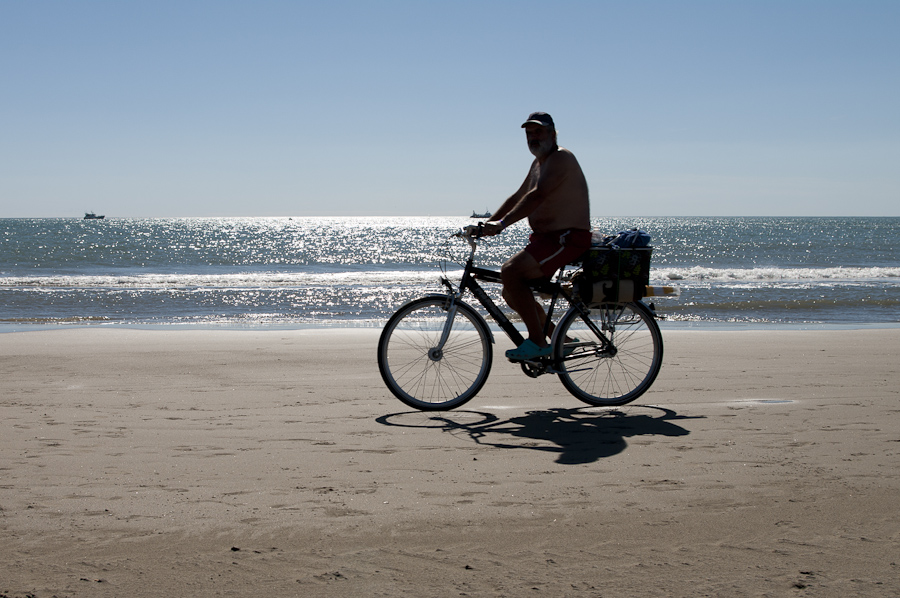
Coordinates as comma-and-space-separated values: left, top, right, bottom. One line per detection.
523, 147, 590, 233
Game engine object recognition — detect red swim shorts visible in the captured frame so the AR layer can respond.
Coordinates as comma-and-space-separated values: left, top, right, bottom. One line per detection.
524, 229, 592, 277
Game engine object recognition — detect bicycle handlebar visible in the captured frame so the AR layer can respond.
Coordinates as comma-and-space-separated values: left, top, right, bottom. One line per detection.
456, 223, 485, 239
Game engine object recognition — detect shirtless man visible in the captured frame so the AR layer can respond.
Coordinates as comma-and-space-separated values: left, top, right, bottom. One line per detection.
483, 112, 591, 361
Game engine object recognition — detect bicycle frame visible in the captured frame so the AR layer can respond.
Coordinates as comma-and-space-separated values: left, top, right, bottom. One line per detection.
436, 231, 611, 364
378, 227, 666, 410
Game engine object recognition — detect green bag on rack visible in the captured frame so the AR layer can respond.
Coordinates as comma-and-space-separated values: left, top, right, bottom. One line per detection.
574, 246, 652, 303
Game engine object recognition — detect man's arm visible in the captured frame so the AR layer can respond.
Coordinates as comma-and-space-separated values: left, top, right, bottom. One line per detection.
489, 162, 536, 223
484, 151, 571, 235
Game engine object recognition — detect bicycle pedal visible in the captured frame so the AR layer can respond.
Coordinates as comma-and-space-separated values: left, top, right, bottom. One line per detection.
509, 357, 550, 366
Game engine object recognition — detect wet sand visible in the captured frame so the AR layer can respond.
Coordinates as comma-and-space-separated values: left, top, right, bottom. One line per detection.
1, 328, 898, 597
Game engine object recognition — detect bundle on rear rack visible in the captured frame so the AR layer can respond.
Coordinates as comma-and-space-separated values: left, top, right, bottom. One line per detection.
573, 228, 653, 304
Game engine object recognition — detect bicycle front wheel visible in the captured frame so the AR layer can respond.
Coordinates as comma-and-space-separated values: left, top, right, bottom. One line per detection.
554, 301, 663, 406
378, 296, 492, 411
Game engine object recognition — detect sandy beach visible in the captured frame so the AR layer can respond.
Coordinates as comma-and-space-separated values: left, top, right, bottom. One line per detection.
1, 327, 898, 597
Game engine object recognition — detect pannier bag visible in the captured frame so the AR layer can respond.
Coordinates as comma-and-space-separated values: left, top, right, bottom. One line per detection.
574, 229, 652, 303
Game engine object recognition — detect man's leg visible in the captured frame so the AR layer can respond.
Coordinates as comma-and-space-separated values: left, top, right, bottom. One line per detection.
501, 250, 548, 347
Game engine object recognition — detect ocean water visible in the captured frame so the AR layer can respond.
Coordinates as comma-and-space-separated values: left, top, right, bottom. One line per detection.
1, 216, 898, 330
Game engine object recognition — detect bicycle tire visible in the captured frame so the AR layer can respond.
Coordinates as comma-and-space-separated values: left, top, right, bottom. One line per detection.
378, 296, 493, 411
553, 301, 663, 406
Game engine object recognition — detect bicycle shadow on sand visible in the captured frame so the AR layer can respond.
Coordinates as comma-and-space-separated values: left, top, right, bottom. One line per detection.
376, 406, 702, 465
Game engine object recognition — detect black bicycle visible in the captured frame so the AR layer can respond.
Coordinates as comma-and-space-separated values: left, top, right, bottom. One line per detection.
377, 225, 664, 411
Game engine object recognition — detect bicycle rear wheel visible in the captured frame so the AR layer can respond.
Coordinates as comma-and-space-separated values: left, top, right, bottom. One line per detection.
554, 301, 663, 406
378, 296, 492, 411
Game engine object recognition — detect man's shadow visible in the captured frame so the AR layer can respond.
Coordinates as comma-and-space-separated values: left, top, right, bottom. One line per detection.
376, 406, 702, 464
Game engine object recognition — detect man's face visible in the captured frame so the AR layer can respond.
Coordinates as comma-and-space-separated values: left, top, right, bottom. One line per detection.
525, 124, 556, 158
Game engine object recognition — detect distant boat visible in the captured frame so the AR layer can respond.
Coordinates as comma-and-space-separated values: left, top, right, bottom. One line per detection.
84, 212, 105, 220
470, 210, 492, 219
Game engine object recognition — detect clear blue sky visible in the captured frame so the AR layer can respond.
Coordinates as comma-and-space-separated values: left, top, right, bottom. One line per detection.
2, 1, 898, 218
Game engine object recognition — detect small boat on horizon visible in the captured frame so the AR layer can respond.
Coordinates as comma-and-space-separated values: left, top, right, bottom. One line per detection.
84, 212, 105, 220
470, 210, 492, 219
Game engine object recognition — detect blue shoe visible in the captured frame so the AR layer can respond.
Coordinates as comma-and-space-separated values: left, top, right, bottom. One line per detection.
506, 339, 552, 361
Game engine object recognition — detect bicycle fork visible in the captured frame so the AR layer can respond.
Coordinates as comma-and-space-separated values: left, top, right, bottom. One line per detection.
429, 292, 461, 361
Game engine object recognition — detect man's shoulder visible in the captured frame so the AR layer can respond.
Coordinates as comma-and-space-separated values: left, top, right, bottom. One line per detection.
549, 146, 578, 161
543, 147, 581, 170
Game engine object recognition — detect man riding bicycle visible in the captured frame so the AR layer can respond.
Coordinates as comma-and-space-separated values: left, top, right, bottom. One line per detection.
482, 112, 591, 361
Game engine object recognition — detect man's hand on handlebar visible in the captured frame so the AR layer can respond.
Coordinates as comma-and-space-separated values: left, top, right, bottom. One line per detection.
460, 220, 504, 238
482, 221, 504, 236
459, 224, 482, 238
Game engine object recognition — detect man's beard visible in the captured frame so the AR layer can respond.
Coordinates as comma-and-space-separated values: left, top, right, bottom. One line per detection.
529, 136, 556, 158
